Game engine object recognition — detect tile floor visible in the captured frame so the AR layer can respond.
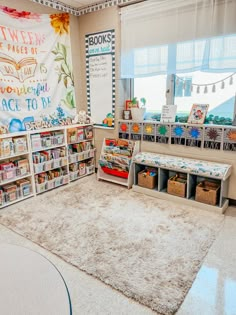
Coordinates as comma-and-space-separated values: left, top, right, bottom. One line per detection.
0, 207, 235, 315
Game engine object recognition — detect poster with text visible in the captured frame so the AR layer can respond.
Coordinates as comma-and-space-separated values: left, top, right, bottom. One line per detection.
0, 6, 76, 133
85, 30, 115, 128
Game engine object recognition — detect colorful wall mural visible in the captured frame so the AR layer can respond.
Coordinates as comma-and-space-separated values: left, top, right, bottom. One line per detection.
0, 6, 76, 133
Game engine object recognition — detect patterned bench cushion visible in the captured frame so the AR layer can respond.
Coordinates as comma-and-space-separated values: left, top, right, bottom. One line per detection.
133, 152, 232, 180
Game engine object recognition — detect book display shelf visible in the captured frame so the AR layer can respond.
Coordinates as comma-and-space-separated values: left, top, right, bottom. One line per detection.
97, 138, 140, 188
0, 124, 95, 208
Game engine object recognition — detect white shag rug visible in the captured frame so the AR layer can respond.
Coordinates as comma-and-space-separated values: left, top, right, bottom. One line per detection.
0, 175, 223, 314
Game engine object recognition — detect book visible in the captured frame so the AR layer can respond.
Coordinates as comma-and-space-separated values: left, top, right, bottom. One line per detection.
187, 104, 209, 124
31, 134, 42, 151
3, 183, 17, 202
0, 138, 14, 157
13, 137, 27, 153
84, 126, 93, 139
0, 53, 37, 83
14, 158, 30, 175
16, 178, 31, 196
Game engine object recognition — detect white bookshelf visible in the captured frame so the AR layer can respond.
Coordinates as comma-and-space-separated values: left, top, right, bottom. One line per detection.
0, 124, 95, 209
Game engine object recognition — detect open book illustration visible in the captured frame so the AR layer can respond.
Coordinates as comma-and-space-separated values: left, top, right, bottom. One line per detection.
0, 53, 37, 83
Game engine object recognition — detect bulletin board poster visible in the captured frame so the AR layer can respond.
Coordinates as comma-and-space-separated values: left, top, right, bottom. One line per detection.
85, 30, 115, 128
0, 6, 76, 134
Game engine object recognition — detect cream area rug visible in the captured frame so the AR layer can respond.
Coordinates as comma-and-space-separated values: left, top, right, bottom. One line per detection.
0, 175, 223, 315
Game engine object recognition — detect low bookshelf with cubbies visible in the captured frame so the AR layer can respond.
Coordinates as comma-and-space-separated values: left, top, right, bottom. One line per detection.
0, 124, 95, 209
132, 152, 232, 214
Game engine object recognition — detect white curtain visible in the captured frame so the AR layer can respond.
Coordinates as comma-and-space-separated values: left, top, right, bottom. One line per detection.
120, 0, 236, 78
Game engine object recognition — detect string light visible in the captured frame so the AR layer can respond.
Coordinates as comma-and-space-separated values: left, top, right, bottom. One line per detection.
175, 72, 235, 94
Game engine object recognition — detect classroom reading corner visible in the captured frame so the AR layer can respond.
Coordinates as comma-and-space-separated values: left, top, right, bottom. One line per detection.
0, 1, 236, 315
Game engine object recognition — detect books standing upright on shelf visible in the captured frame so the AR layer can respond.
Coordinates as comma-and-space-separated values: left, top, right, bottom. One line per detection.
84, 126, 93, 139
3, 184, 17, 202
67, 128, 77, 143
14, 159, 30, 175
31, 134, 41, 151
79, 163, 86, 176
16, 178, 31, 197
13, 137, 27, 153
77, 128, 84, 141
0, 53, 37, 83
0, 138, 14, 157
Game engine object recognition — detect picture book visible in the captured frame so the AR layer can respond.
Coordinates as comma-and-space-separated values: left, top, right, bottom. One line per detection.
13, 137, 27, 153
188, 104, 209, 124
84, 126, 93, 139
0, 138, 14, 157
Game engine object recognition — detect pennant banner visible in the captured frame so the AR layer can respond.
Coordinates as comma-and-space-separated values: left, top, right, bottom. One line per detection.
0, 6, 76, 133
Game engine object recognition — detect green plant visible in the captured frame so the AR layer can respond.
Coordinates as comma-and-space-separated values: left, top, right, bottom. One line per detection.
140, 97, 146, 108
131, 97, 146, 108
52, 43, 74, 87
61, 89, 76, 109
131, 97, 138, 104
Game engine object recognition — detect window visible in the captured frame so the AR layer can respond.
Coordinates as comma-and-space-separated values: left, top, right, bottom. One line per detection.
121, 0, 236, 124
174, 71, 235, 122
133, 75, 167, 113
134, 71, 236, 123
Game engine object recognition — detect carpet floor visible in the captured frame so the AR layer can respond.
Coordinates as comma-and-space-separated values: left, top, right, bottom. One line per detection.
0, 175, 224, 314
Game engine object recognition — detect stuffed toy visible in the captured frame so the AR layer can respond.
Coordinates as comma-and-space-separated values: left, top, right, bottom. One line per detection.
72, 110, 94, 124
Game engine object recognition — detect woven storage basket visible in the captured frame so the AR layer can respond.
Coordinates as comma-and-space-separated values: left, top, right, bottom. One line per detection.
195, 180, 220, 205
167, 174, 187, 198
138, 170, 157, 189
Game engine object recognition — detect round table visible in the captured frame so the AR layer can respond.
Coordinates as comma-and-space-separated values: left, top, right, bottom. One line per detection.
0, 244, 72, 315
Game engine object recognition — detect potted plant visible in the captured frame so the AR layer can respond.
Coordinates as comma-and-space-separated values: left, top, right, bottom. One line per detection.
131, 97, 146, 121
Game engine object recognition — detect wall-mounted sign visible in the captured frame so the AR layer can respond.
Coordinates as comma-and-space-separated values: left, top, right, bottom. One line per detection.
85, 30, 115, 128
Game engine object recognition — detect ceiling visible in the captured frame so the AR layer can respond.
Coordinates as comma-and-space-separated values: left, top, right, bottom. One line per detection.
55, 0, 105, 9
29, 0, 146, 15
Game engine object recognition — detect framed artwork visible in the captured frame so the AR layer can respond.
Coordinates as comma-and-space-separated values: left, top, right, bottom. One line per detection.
125, 100, 133, 110
123, 110, 132, 120
187, 104, 209, 124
